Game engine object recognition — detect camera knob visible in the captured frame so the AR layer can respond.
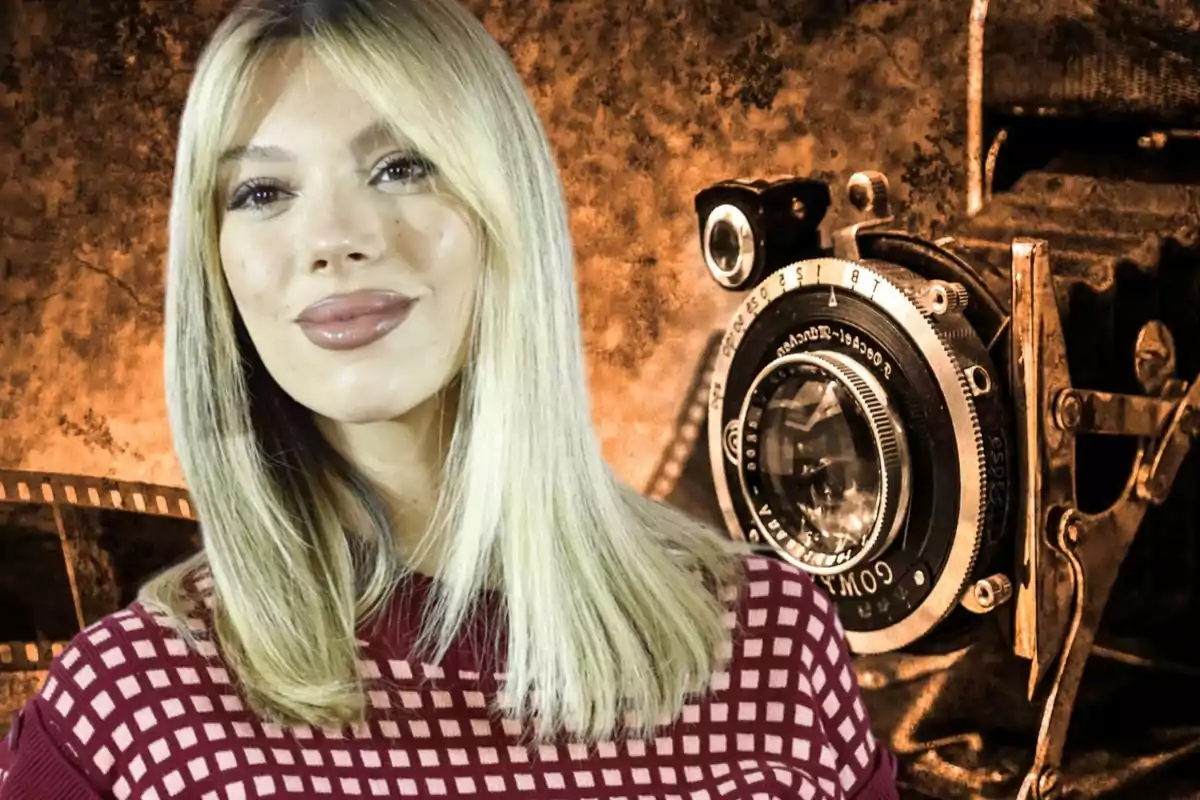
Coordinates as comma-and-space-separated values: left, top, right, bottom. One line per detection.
927, 281, 970, 316
847, 171, 891, 218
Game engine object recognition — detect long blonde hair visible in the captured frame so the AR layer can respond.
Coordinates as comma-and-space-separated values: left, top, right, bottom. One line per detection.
141, 0, 755, 742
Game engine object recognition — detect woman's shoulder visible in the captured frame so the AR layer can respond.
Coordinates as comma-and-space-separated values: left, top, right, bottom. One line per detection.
38, 565, 220, 705
725, 552, 857, 686
53, 564, 218, 676
730, 553, 839, 628
19, 566, 227, 781
722, 555, 898, 799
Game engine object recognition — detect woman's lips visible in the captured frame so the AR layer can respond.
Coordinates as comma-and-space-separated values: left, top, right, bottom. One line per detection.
295, 289, 417, 351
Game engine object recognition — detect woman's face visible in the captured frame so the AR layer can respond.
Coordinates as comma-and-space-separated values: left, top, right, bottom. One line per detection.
217, 47, 481, 425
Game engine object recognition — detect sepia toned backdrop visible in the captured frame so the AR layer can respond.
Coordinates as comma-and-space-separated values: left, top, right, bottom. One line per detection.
18, 2, 1200, 799
0, 0, 968, 490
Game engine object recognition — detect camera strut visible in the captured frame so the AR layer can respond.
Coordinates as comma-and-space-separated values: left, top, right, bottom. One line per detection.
1009, 238, 1200, 800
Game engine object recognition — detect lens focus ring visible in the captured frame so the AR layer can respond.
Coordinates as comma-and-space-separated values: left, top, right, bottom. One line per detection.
802, 350, 910, 562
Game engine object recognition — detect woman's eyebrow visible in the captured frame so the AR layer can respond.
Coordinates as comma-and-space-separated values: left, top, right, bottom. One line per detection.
218, 120, 402, 166
220, 142, 294, 164
349, 119, 402, 153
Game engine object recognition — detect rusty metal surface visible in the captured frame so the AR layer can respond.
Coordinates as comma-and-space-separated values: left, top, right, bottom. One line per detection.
1008, 236, 1199, 798
1007, 239, 1075, 703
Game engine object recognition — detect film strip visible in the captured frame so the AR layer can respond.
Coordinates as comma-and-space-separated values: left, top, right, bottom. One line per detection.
0, 468, 196, 520
0, 641, 70, 673
0, 471, 196, 674
644, 331, 724, 502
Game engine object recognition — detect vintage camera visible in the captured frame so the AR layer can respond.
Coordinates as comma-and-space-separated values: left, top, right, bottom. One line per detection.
696, 176, 1199, 794
693, 5, 1200, 795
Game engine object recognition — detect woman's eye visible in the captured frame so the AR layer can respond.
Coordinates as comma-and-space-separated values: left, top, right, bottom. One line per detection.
227, 181, 287, 211
373, 155, 436, 186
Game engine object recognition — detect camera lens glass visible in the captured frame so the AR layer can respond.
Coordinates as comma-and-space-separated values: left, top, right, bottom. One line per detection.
709, 220, 741, 273
757, 366, 881, 561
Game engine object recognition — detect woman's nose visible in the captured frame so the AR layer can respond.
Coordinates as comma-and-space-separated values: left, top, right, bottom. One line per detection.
300, 192, 387, 272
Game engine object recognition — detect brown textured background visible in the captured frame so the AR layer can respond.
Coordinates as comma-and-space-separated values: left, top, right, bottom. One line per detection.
5, 3, 1200, 799
0, 0, 966, 488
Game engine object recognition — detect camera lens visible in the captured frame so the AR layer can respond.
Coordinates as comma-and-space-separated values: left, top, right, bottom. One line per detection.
759, 371, 881, 553
738, 351, 909, 575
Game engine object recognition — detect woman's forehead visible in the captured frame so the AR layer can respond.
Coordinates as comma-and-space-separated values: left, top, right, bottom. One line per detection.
221, 48, 408, 159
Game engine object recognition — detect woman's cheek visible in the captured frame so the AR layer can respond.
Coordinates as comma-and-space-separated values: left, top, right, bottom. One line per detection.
223, 247, 288, 312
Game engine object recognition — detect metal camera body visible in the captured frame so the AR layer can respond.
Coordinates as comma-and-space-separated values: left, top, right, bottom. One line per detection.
693, 6, 1200, 796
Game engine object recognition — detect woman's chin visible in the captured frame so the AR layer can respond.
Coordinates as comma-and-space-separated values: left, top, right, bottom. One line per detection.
310, 398, 424, 426
278, 369, 441, 426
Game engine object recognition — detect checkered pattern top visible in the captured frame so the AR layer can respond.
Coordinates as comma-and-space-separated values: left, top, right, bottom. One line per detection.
0, 556, 898, 799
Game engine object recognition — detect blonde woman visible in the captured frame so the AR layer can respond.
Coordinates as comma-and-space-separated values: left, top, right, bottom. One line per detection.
0, 1, 899, 797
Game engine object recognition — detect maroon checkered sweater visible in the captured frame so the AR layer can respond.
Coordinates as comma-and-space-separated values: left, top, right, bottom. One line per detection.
0, 556, 898, 799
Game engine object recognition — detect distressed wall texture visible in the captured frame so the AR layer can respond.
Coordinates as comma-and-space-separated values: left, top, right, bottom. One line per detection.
0, 0, 966, 489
